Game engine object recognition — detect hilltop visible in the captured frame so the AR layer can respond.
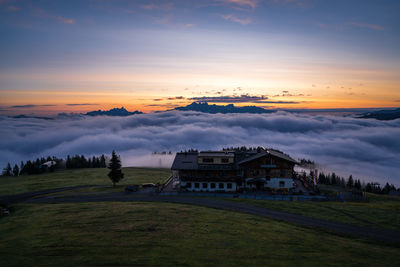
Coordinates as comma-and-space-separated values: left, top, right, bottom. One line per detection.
174, 102, 275, 114
85, 107, 143, 116
358, 108, 400, 120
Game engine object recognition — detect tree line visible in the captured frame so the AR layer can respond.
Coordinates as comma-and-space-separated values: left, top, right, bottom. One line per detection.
1, 154, 107, 177
66, 155, 107, 169
316, 171, 398, 194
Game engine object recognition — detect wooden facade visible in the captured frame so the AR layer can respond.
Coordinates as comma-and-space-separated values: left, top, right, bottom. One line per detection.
171, 150, 297, 192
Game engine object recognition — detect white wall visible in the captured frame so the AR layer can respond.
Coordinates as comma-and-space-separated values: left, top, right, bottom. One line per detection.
265, 178, 294, 189
181, 181, 237, 192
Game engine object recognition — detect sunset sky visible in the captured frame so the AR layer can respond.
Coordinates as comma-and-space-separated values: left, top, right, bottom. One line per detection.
1, 0, 400, 114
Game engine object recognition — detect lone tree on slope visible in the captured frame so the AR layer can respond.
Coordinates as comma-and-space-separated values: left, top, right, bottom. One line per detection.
108, 151, 124, 187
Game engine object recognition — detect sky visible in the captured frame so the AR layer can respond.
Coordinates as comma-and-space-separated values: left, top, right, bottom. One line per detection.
0, 0, 400, 114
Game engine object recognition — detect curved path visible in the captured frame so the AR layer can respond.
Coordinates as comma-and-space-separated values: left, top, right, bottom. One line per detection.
23, 191, 400, 244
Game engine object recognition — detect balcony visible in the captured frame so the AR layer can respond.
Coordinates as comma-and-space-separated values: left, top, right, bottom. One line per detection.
198, 164, 234, 170
260, 164, 276, 168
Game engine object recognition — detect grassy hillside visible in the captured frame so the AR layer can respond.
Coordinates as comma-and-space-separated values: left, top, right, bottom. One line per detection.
1, 202, 399, 266
0, 167, 171, 196
227, 195, 400, 231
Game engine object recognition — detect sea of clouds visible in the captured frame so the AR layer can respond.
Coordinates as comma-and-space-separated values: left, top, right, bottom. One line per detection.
1, 111, 399, 186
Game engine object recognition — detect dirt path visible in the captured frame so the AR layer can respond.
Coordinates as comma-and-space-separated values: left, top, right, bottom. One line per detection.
24, 192, 400, 244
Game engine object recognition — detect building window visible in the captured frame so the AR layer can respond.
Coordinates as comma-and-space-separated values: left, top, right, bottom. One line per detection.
279, 181, 285, 187
202, 183, 208, 189
203, 158, 214, 163
186, 182, 192, 188
227, 183, 232, 189
221, 158, 229, 163
219, 183, 224, 189
280, 170, 285, 177
210, 183, 216, 188
194, 183, 200, 188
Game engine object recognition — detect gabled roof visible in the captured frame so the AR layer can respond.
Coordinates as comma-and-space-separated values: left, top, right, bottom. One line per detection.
171, 152, 198, 170
237, 149, 298, 165
199, 151, 235, 157
266, 149, 298, 164
237, 152, 268, 165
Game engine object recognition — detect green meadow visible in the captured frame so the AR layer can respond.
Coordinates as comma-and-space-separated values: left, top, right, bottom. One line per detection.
0, 168, 399, 266
1, 202, 399, 267
0, 167, 171, 196
226, 194, 400, 232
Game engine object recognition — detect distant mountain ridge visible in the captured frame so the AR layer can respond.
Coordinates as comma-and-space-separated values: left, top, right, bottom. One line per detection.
174, 102, 275, 114
85, 107, 143, 116
358, 108, 400, 120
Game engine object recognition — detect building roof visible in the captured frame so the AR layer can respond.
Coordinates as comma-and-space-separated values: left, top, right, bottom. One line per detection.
237, 149, 298, 165
171, 152, 198, 170
266, 149, 298, 164
171, 149, 298, 170
199, 151, 235, 157
237, 152, 268, 165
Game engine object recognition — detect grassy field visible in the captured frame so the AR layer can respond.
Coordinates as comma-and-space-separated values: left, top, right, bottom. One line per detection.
0, 201, 399, 266
1, 168, 400, 265
226, 194, 400, 232
0, 167, 171, 196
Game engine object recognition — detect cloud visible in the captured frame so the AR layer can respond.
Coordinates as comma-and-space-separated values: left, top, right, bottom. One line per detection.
10, 104, 56, 108
220, 0, 258, 9
141, 3, 174, 11
189, 95, 302, 104
1, 112, 399, 185
347, 22, 385, 31
167, 96, 185, 100
268, 0, 312, 7
65, 103, 98, 106
7, 5, 20, 11
57, 16, 75, 24
191, 95, 268, 103
220, 14, 252, 25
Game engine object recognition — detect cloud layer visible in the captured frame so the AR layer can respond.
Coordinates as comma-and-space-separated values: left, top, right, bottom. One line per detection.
1, 111, 399, 185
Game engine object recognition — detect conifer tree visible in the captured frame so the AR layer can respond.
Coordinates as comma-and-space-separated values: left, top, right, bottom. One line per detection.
347, 175, 354, 188
12, 164, 19, 176
107, 151, 124, 187
2, 163, 12, 176
100, 154, 106, 168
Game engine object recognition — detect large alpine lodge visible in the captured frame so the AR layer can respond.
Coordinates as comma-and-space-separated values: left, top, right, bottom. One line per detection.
171, 148, 298, 193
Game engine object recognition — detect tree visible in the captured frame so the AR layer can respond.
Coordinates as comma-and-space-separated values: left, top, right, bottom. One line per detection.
382, 183, 391, 194
366, 183, 372, 192
66, 155, 72, 168
354, 179, 361, 190
331, 173, 337, 185
347, 175, 354, 188
107, 151, 124, 187
2, 163, 12, 176
12, 164, 19, 177
100, 154, 106, 168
